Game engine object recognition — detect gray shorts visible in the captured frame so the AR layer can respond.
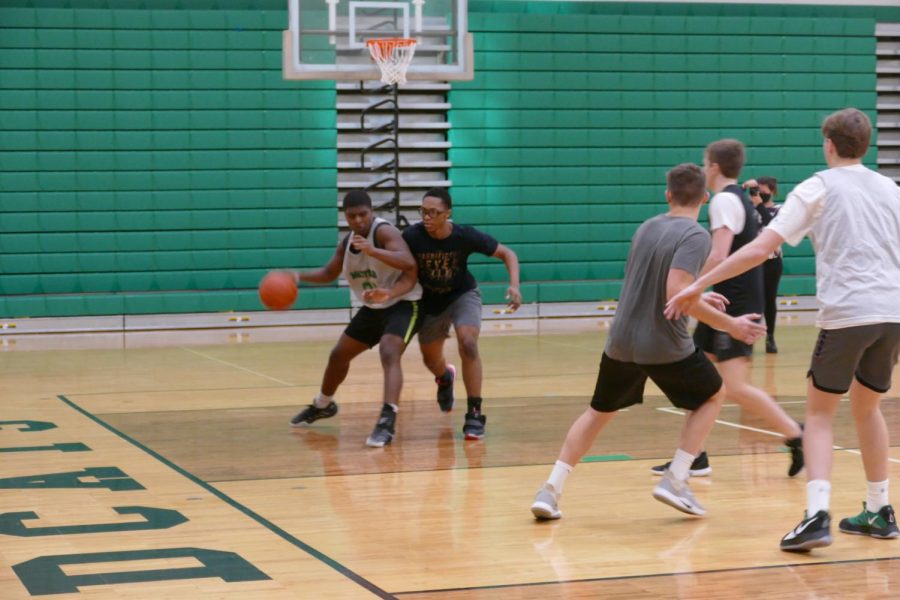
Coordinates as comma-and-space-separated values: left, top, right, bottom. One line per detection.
418, 288, 483, 344
808, 323, 900, 394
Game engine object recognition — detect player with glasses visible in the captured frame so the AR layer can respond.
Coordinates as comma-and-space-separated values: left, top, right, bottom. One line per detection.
402, 188, 522, 439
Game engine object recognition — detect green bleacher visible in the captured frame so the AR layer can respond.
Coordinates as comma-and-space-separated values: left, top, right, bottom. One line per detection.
1, 0, 898, 317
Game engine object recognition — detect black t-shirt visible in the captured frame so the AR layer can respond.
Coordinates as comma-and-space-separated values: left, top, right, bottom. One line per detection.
402, 222, 499, 314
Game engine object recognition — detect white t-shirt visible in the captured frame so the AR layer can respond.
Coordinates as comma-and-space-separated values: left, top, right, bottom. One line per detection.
708, 191, 746, 234
767, 164, 900, 329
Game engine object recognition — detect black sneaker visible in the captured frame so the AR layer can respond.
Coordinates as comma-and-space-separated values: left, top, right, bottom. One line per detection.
786, 427, 804, 478
650, 451, 711, 477
463, 411, 486, 440
290, 401, 338, 427
766, 336, 778, 354
436, 364, 456, 412
839, 503, 900, 539
366, 404, 396, 448
780, 510, 832, 552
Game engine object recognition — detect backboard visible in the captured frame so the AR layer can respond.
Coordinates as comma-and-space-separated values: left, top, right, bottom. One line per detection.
283, 0, 473, 81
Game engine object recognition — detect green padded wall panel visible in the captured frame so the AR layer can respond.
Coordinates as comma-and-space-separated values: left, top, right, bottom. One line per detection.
3, 1, 899, 318
450, 1, 898, 300
0, 1, 340, 316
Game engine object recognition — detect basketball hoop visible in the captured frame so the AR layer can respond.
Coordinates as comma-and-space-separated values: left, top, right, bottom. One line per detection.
366, 38, 417, 85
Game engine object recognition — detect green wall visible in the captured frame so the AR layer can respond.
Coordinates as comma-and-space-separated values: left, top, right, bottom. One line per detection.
452, 1, 900, 303
0, 1, 340, 317
2, 1, 898, 317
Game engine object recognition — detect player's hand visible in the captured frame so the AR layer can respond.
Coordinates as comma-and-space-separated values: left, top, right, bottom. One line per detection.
701, 291, 729, 312
726, 313, 767, 345
742, 178, 758, 190
362, 288, 390, 304
351, 234, 375, 255
506, 286, 522, 312
664, 283, 703, 320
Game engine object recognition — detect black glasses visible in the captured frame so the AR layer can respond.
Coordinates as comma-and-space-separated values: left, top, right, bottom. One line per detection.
418, 207, 447, 218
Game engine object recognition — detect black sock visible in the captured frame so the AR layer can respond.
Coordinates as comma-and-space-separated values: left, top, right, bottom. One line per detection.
467, 397, 482, 414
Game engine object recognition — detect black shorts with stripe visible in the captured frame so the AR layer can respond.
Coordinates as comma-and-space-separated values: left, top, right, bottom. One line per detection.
345, 300, 422, 348
590, 347, 723, 413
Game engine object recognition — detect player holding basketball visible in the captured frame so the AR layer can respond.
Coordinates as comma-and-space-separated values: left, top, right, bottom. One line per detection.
667, 108, 900, 551
402, 188, 522, 440
289, 190, 422, 448
531, 163, 766, 520
651, 140, 804, 479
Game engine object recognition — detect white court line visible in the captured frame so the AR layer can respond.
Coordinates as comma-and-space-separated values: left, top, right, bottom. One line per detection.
180, 347, 296, 386
655, 406, 900, 464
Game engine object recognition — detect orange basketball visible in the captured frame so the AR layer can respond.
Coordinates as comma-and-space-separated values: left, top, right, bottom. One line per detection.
259, 271, 298, 310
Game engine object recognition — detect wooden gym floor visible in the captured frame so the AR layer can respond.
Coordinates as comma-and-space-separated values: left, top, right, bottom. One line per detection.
1, 314, 899, 598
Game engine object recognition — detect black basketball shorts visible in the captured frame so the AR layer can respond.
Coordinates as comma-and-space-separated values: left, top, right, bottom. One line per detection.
590, 347, 723, 413
344, 300, 422, 348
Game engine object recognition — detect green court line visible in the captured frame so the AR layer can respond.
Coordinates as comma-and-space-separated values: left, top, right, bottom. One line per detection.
56, 395, 396, 600
581, 454, 632, 463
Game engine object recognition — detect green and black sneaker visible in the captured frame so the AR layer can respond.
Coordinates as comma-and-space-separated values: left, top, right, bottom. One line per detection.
839, 503, 900, 539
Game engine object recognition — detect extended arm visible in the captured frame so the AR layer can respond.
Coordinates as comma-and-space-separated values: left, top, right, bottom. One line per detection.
293, 241, 344, 284
493, 243, 522, 310
667, 268, 765, 344
701, 226, 734, 276
665, 229, 785, 319
351, 225, 416, 271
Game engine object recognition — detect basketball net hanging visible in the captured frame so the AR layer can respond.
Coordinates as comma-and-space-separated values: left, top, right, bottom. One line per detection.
366, 38, 417, 85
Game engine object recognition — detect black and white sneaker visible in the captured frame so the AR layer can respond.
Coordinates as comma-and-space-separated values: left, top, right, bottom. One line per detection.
436, 364, 456, 412
463, 411, 486, 440
780, 510, 832, 552
366, 404, 397, 448
290, 401, 338, 427
650, 451, 711, 477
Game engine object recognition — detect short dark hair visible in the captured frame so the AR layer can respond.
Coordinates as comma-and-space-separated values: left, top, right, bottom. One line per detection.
342, 189, 372, 210
667, 163, 707, 207
757, 176, 778, 195
822, 108, 871, 159
423, 187, 452, 209
705, 139, 745, 179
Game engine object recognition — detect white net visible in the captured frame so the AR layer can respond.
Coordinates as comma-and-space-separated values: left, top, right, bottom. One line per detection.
366, 38, 417, 85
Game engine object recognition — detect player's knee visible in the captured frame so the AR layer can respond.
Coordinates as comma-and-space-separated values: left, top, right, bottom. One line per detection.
422, 353, 441, 371
378, 338, 403, 365
708, 385, 727, 406
458, 336, 479, 360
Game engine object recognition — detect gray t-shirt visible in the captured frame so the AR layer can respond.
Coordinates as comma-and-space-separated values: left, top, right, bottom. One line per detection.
605, 214, 711, 365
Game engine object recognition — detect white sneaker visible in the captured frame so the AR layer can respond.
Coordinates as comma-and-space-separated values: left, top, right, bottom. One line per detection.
531, 483, 562, 520
652, 471, 706, 516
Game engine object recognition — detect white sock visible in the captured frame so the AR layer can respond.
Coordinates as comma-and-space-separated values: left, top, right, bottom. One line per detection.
669, 449, 695, 482
866, 479, 889, 513
807, 479, 832, 515
388, 403, 399, 413
547, 460, 573, 495
314, 392, 334, 408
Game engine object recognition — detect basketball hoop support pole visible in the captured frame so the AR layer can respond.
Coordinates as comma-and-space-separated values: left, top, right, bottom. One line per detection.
360, 84, 406, 229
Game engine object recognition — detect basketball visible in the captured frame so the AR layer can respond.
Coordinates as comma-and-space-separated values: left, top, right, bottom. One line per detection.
258, 271, 298, 310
